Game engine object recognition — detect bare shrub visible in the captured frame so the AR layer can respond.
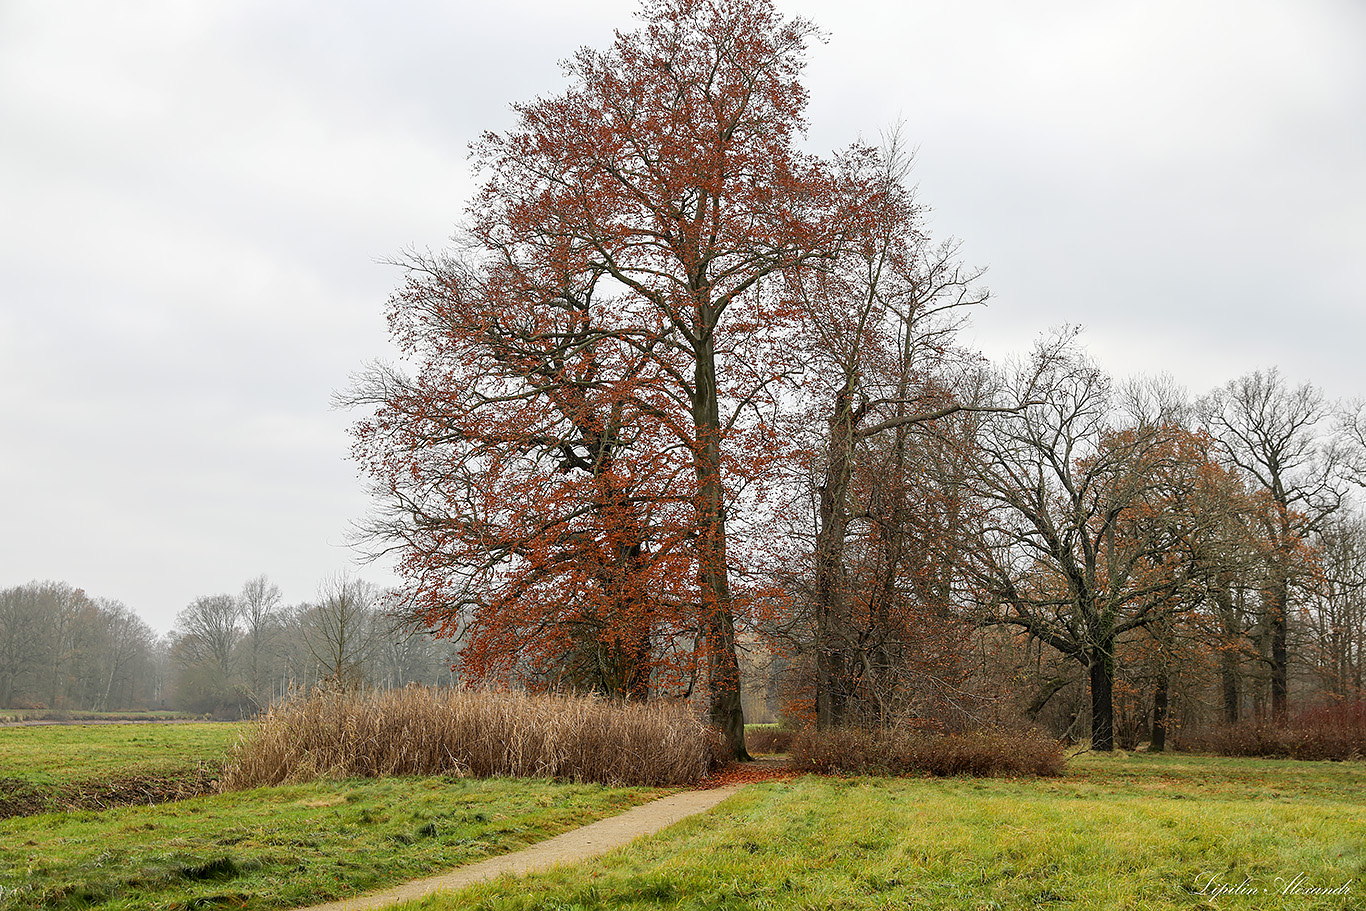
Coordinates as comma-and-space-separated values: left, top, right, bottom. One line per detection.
790, 726, 1066, 777
1176, 701, 1366, 761
745, 727, 795, 755
222, 687, 715, 789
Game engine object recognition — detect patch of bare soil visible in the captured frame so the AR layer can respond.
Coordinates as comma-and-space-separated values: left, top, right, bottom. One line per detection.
0, 767, 222, 819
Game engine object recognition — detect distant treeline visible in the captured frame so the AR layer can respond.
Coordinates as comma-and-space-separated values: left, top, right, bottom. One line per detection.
0, 574, 461, 718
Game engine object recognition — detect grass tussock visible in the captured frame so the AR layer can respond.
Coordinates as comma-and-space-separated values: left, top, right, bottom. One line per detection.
790, 725, 1066, 777
222, 687, 716, 789
1178, 701, 1366, 760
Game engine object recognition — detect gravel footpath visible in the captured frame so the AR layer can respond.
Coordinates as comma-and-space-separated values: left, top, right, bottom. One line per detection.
293, 785, 743, 911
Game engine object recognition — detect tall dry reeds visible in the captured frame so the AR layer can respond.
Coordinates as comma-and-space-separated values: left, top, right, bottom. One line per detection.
222, 687, 717, 790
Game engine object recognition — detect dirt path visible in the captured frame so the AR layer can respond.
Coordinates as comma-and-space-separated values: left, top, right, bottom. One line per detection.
294, 785, 743, 911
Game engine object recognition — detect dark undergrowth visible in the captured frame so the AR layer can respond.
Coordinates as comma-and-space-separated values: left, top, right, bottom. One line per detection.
791, 725, 1067, 777
1177, 701, 1366, 760
744, 726, 795, 755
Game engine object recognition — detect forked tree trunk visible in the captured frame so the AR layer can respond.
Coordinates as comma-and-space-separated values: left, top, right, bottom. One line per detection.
814, 386, 857, 730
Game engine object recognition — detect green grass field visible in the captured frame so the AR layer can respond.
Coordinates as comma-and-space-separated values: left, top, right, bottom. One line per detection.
0, 777, 665, 910
4, 723, 1365, 911
0, 722, 242, 787
0, 722, 245, 818
408, 752, 1366, 911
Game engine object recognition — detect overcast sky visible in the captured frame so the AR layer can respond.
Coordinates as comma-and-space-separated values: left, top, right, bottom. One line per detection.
2, 0, 1363, 635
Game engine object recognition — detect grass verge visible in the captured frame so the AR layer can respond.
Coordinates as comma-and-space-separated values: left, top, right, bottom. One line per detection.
0, 777, 664, 910
0, 710, 198, 724
408, 752, 1366, 911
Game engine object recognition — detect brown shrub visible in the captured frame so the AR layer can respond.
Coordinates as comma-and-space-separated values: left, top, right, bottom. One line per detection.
745, 727, 795, 755
222, 687, 715, 790
1176, 701, 1366, 761
790, 725, 1066, 778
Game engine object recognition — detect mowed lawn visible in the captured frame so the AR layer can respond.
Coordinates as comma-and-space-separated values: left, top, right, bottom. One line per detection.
409, 752, 1366, 911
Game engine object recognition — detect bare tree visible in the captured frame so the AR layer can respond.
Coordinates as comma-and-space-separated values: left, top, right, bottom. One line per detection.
962, 340, 1224, 750
173, 594, 241, 677
1198, 369, 1347, 716
1304, 514, 1366, 698
90, 599, 156, 712
0, 583, 54, 708
304, 574, 379, 689
239, 575, 283, 706
786, 137, 989, 728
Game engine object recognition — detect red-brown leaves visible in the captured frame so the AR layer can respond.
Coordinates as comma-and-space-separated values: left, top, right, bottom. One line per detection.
350, 1, 863, 725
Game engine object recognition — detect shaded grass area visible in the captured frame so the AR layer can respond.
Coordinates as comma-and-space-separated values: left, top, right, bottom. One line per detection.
0, 777, 664, 910
411, 752, 1366, 911
0, 723, 242, 817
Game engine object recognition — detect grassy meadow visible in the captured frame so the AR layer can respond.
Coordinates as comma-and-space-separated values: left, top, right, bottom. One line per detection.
0, 776, 664, 910
408, 752, 1366, 911
0, 722, 243, 818
0, 722, 241, 788
3, 718, 1365, 910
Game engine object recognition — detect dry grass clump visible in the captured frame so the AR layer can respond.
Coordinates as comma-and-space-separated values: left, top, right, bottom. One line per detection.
222, 687, 715, 790
1177, 701, 1366, 761
790, 725, 1066, 778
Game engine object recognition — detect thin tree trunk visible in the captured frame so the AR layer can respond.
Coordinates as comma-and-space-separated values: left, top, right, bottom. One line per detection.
1268, 570, 1289, 719
1220, 651, 1240, 724
1151, 674, 1168, 752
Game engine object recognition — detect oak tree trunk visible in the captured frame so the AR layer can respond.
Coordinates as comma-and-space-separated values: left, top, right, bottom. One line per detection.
1089, 640, 1115, 751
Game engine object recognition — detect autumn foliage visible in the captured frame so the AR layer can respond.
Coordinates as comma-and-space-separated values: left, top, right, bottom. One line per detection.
346, 0, 1362, 763
347, 0, 895, 759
